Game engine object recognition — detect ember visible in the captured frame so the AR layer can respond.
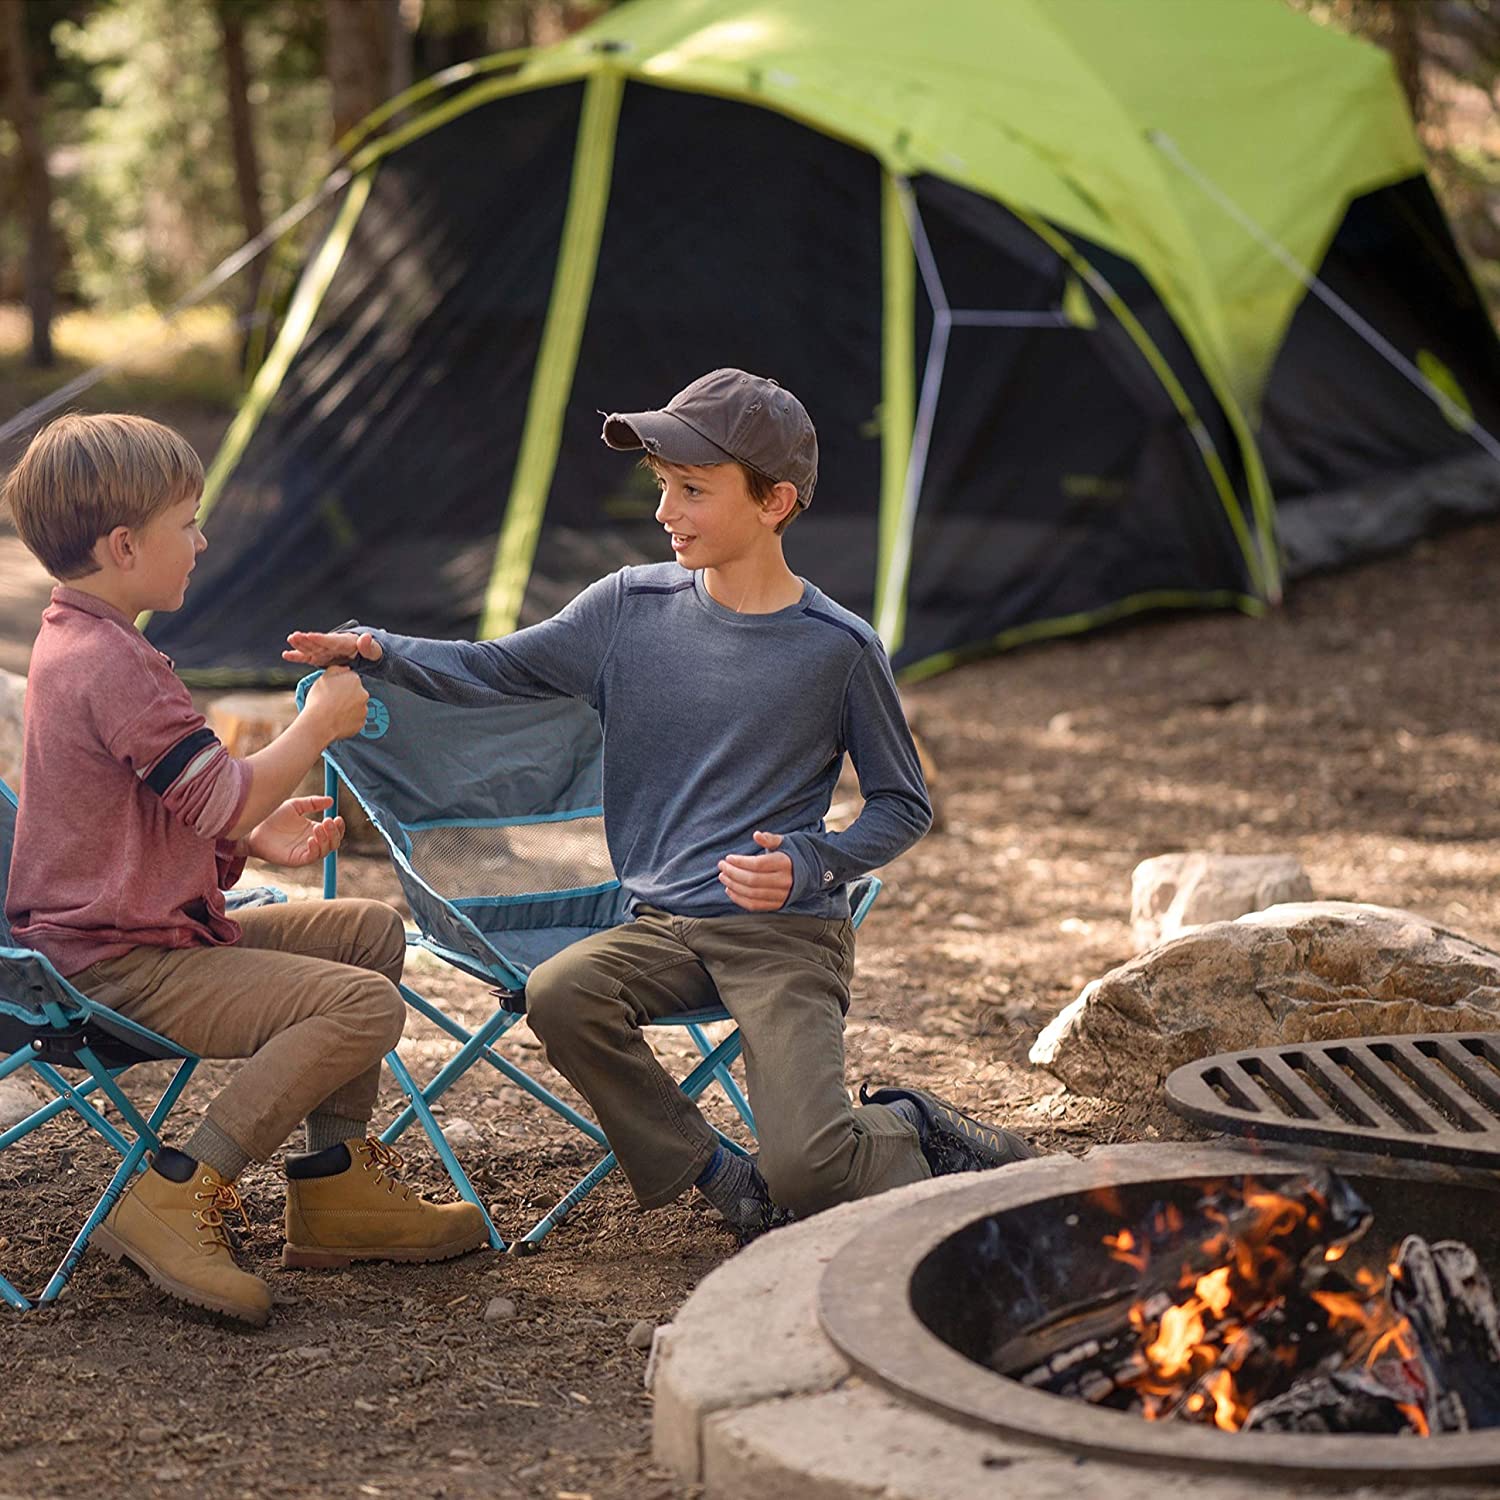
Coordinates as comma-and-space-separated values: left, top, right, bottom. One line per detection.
991, 1171, 1500, 1437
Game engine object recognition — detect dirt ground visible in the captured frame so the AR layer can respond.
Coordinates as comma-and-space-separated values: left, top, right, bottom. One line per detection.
3, 511, 1500, 1500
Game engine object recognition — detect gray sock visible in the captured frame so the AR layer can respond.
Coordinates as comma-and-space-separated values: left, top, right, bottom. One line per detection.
694, 1146, 773, 1233
304, 1111, 370, 1153
883, 1097, 926, 1137
184, 1117, 253, 1182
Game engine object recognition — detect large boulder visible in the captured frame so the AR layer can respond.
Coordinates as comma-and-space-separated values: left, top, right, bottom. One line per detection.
1130, 851, 1312, 952
1030, 901, 1500, 1100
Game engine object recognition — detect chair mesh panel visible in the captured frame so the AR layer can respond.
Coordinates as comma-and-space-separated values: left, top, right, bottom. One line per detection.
404, 817, 614, 900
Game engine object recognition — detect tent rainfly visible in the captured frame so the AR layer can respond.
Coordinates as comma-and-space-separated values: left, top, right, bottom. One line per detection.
149, 0, 1500, 683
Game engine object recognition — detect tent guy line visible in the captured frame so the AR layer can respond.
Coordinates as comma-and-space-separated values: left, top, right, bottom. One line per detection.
0, 168, 354, 452
1149, 129, 1500, 469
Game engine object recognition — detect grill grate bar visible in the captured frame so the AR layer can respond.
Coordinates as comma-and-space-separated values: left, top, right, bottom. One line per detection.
1378, 1038, 1485, 1132
1166, 1032, 1500, 1168
1425, 1037, 1500, 1115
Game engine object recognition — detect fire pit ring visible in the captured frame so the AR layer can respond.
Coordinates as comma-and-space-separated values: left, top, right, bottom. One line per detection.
818, 1142, 1500, 1482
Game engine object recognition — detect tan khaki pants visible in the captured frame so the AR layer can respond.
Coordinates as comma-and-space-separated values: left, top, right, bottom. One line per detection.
73, 900, 406, 1162
524, 907, 929, 1214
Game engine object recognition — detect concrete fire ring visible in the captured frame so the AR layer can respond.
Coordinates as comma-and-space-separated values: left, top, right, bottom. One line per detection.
649, 1145, 1500, 1500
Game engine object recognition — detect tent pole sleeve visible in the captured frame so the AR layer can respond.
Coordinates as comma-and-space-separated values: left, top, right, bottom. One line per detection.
874, 171, 915, 653
1011, 206, 1275, 602
877, 180, 952, 655
479, 70, 624, 641
136, 167, 376, 634
1151, 129, 1500, 469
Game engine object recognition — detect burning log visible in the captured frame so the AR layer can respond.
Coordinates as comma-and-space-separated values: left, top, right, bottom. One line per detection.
1392, 1236, 1500, 1433
994, 1171, 1372, 1398
1243, 1365, 1423, 1434
998, 1167, 1500, 1440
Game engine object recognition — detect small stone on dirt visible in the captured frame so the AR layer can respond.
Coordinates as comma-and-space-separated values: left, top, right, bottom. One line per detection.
137, 1425, 169, 1445
484, 1296, 517, 1323
442, 1117, 482, 1149
626, 1319, 655, 1351
950, 912, 983, 930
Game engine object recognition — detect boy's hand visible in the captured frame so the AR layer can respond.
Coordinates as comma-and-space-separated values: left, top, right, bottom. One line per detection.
303, 665, 369, 742
718, 831, 793, 912
283, 630, 383, 667
246, 796, 345, 867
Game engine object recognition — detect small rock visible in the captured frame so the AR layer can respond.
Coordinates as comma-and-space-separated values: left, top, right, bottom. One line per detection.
352, 1398, 378, 1414
484, 1296, 517, 1323
0, 1075, 42, 1132
152, 1465, 190, 1482
441, 1117, 482, 1150
1130, 851, 1313, 953
448, 1446, 479, 1462
137, 1425, 170, 1446
949, 913, 983, 931
289, 1344, 332, 1362
626, 1318, 655, 1351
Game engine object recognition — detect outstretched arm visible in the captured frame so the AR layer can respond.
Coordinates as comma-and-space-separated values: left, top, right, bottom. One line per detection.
282, 574, 624, 709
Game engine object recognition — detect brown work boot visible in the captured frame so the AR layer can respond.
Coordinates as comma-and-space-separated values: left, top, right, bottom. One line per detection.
282, 1138, 490, 1269
93, 1154, 271, 1327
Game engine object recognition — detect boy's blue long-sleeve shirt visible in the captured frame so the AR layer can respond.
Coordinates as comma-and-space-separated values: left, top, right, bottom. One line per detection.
355, 563, 932, 920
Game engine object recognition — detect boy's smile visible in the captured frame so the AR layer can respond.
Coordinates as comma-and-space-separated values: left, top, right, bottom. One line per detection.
653, 462, 765, 572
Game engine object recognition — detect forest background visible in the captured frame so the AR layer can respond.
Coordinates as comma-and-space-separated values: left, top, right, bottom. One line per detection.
0, 0, 1496, 421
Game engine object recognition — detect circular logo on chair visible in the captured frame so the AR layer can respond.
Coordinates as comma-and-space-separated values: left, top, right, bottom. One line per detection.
362, 697, 390, 739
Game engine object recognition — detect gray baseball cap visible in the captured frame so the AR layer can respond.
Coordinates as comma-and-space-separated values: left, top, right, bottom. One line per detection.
601, 367, 818, 506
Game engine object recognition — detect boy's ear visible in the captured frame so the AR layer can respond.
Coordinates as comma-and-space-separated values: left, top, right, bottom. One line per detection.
762, 480, 800, 527
100, 525, 136, 571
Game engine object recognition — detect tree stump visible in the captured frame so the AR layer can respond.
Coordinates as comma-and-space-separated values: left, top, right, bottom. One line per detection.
204, 691, 382, 853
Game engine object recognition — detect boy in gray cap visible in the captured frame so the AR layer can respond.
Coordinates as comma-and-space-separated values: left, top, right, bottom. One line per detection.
286, 369, 1034, 1240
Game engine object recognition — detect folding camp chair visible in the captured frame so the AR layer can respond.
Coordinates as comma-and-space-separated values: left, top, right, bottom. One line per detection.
0, 777, 284, 1310
301, 672, 880, 1251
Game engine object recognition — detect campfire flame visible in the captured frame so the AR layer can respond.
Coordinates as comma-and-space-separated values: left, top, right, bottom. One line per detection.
1103, 1179, 1425, 1434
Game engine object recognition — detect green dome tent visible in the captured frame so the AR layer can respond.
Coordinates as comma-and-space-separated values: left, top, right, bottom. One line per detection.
150, 0, 1500, 682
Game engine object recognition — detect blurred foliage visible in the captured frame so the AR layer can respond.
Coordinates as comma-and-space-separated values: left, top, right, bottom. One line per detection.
0, 0, 608, 316
1286, 0, 1500, 318
49, 0, 327, 309
0, 0, 1491, 334
0, 302, 240, 407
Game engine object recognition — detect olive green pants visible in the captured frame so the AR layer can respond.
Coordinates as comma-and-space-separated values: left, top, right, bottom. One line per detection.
73, 899, 406, 1162
524, 907, 929, 1215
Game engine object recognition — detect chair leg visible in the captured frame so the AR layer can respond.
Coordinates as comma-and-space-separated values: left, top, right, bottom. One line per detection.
8, 1056, 198, 1309
383, 1050, 504, 1251
394, 984, 610, 1147
382, 999, 523, 1144
686, 1022, 756, 1132
514, 1029, 755, 1251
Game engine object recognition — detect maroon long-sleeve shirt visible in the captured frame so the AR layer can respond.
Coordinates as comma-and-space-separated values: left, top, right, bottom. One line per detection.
6, 587, 253, 976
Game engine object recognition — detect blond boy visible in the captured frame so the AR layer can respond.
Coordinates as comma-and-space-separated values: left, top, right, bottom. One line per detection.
4, 413, 485, 1327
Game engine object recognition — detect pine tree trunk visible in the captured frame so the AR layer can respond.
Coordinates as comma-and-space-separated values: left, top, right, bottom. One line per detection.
218, 1, 267, 342
326, 0, 407, 144
0, 1, 55, 368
